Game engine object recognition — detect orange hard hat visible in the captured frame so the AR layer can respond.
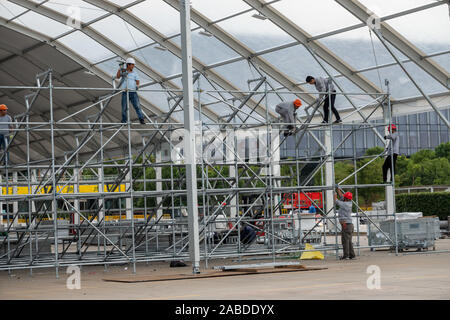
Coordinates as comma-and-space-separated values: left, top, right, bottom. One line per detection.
343, 192, 353, 200
0, 104, 7, 111
293, 99, 302, 108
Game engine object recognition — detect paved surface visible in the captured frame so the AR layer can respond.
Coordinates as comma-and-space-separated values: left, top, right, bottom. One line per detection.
1, 239, 449, 300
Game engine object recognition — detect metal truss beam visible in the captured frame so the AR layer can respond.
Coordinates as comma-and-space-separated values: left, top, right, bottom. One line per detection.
0, 17, 173, 122
243, 0, 383, 96
335, 0, 450, 89
2, 1, 219, 123
163, 0, 316, 105
83, 0, 277, 120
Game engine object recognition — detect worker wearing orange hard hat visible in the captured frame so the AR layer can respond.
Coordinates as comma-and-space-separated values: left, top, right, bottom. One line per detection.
382, 124, 399, 183
335, 186, 355, 260
0, 104, 13, 163
275, 99, 302, 137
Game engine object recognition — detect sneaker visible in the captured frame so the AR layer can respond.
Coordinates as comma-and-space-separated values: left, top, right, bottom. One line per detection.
139, 118, 145, 125
339, 256, 349, 260
334, 119, 342, 124
349, 256, 356, 260
321, 120, 328, 124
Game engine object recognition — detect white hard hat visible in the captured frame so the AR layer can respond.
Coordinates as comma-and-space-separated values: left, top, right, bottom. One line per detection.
126, 57, 136, 65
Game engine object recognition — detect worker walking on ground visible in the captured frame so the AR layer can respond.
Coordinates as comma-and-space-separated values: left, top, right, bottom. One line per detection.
0, 104, 13, 164
306, 76, 341, 124
382, 124, 399, 183
335, 188, 355, 260
116, 57, 145, 124
275, 99, 302, 137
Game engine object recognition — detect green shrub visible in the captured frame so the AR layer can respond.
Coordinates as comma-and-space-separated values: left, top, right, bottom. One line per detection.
395, 192, 450, 220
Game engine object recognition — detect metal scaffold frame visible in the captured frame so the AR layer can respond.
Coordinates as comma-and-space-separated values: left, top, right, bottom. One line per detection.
0, 64, 400, 276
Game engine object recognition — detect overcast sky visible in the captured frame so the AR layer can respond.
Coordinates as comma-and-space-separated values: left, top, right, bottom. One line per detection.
1, 0, 448, 47
189, 0, 450, 43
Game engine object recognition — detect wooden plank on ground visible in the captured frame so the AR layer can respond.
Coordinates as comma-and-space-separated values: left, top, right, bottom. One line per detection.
102, 266, 327, 283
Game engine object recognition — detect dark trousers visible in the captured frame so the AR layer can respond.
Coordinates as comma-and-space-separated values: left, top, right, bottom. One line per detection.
341, 223, 355, 258
121, 92, 144, 123
0, 134, 9, 164
382, 153, 398, 182
323, 91, 340, 122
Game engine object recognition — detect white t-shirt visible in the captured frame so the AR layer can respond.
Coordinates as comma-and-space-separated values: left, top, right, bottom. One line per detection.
119, 70, 140, 90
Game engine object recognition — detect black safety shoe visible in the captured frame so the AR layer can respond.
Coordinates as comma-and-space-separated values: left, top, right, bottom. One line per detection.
170, 260, 187, 267
139, 118, 145, 124
334, 119, 342, 124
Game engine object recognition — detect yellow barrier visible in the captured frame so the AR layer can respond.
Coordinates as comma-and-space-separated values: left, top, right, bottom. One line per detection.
13, 214, 150, 223
2, 184, 126, 195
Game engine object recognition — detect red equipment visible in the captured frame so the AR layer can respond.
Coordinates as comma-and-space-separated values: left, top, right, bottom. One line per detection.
282, 192, 323, 210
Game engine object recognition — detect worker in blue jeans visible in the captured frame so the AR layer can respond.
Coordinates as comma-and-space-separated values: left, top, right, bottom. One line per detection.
116, 57, 145, 124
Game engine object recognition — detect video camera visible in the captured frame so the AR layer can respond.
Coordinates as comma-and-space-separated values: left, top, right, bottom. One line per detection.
117, 60, 128, 77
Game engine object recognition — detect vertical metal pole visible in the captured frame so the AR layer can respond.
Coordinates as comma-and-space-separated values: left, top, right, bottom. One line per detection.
352, 127, 360, 256
323, 84, 338, 259
198, 76, 209, 268
180, 0, 200, 274
126, 88, 137, 273
99, 105, 106, 270
142, 137, 148, 261
26, 98, 33, 276
386, 81, 398, 256
48, 71, 59, 278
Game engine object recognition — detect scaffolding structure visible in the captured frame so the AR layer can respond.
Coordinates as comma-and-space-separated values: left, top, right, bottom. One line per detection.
0, 64, 402, 277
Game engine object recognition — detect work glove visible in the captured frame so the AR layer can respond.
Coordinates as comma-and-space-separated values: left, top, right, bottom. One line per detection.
9, 134, 13, 140
341, 222, 347, 229
384, 135, 387, 139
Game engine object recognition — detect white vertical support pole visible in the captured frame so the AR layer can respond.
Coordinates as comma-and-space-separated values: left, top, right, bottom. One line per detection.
125, 170, 132, 220
324, 132, 334, 230
12, 171, 19, 228
48, 71, 59, 278
383, 102, 394, 216
73, 138, 80, 226
98, 165, 105, 222
271, 128, 281, 216
180, 0, 200, 274
155, 147, 163, 220
226, 129, 237, 218
30, 169, 37, 229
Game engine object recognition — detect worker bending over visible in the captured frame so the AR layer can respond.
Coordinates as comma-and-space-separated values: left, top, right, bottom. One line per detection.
116, 57, 145, 124
275, 99, 302, 137
306, 76, 341, 124
382, 124, 399, 183
335, 188, 355, 260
